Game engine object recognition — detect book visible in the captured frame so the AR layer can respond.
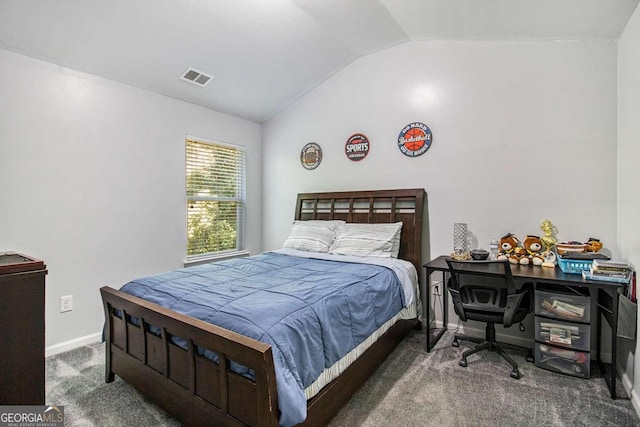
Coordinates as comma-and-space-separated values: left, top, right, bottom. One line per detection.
541, 299, 585, 319
582, 270, 632, 284
592, 259, 630, 271
540, 322, 580, 333
589, 267, 631, 276
589, 267, 630, 279
559, 252, 609, 261
539, 322, 581, 345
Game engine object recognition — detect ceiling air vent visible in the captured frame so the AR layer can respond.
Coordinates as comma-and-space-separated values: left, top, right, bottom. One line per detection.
180, 67, 213, 87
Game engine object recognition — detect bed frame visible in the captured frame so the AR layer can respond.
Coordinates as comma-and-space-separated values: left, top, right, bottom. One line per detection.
100, 188, 425, 426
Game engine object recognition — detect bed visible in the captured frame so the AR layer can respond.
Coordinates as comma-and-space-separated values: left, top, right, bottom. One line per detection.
100, 188, 425, 426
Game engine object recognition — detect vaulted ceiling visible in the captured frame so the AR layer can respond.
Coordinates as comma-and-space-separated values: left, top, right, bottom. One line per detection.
0, 0, 638, 123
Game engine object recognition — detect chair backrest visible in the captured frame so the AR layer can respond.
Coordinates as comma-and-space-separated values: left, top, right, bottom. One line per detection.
446, 259, 516, 295
445, 259, 528, 326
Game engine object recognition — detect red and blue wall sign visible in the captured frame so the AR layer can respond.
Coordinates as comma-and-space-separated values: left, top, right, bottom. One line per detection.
345, 133, 370, 161
397, 122, 432, 157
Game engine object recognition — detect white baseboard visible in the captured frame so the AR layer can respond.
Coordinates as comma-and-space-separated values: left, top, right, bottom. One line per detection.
427, 320, 533, 349
619, 365, 640, 418
427, 320, 614, 363
452, 322, 533, 349
46, 332, 102, 357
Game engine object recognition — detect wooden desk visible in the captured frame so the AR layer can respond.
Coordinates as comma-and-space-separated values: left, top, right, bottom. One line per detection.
424, 255, 626, 399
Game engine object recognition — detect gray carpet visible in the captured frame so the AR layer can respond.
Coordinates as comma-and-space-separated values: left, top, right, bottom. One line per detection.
46, 331, 639, 426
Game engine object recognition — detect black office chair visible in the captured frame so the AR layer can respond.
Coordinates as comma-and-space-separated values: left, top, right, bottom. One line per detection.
446, 259, 533, 379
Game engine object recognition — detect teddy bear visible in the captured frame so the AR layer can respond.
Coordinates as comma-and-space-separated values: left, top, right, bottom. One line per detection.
521, 235, 545, 266
585, 237, 603, 252
497, 233, 527, 265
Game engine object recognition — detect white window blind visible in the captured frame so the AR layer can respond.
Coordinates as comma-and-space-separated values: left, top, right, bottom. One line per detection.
186, 137, 246, 259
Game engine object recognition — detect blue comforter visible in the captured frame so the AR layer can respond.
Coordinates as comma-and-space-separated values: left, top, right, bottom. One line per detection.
120, 252, 405, 426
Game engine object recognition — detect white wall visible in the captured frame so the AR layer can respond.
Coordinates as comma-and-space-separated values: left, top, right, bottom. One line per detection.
618, 4, 640, 412
0, 48, 262, 352
263, 41, 618, 263
263, 39, 618, 353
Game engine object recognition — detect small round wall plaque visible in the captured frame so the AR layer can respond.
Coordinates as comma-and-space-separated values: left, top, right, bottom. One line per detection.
397, 122, 432, 157
300, 142, 322, 170
345, 133, 370, 161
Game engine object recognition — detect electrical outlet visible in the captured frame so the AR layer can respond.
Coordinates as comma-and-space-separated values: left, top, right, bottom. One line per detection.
60, 295, 73, 313
431, 280, 442, 296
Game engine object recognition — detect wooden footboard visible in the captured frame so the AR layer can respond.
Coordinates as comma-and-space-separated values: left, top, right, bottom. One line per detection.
101, 285, 418, 427
100, 286, 280, 427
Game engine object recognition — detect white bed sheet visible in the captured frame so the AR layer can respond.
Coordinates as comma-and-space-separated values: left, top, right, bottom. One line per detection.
303, 296, 419, 399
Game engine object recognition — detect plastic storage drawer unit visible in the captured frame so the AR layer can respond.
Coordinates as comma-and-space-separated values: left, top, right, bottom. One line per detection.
535, 343, 590, 379
535, 289, 590, 323
535, 318, 590, 351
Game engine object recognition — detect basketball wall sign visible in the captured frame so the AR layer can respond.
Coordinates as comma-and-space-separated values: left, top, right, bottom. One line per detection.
345, 133, 370, 161
397, 122, 432, 157
300, 142, 322, 170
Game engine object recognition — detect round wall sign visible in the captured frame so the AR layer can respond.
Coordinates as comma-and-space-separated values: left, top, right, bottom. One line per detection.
397, 122, 432, 157
345, 133, 370, 161
300, 142, 322, 170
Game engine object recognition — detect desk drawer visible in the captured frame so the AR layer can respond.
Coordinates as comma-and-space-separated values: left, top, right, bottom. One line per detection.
535, 343, 590, 379
535, 289, 590, 323
535, 317, 590, 351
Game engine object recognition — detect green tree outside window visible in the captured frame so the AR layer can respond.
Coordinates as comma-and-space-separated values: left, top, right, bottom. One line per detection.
186, 138, 245, 258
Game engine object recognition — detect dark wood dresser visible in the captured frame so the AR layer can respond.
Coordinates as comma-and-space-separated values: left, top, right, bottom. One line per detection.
0, 252, 47, 405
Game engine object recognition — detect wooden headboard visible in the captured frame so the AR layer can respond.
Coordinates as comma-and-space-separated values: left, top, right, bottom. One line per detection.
294, 188, 426, 275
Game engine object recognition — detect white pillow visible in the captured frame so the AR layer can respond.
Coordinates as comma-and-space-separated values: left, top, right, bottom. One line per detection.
282, 221, 344, 253
329, 222, 403, 258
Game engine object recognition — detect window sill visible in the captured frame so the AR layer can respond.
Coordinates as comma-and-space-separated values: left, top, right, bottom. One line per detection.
184, 250, 251, 267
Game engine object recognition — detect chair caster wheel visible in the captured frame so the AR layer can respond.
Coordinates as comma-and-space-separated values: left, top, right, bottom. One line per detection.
459, 359, 468, 367
510, 369, 522, 379
452, 338, 459, 348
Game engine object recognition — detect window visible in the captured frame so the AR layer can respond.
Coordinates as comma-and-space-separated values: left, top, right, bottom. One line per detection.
186, 137, 246, 260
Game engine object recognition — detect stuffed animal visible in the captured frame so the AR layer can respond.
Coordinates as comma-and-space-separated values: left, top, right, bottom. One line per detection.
522, 235, 545, 266
585, 237, 603, 253
497, 233, 527, 265
497, 233, 517, 261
